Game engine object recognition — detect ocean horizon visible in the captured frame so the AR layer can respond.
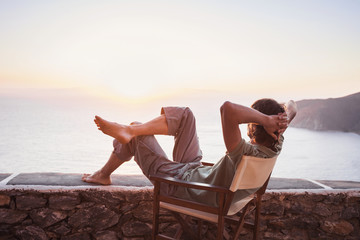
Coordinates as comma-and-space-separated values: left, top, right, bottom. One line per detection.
1, 93, 360, 182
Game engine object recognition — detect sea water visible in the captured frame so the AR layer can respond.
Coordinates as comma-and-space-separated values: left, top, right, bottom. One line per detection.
1, 95, 359, 181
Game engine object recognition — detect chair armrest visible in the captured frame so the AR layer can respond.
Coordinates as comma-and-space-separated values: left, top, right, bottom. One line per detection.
201, 161, 214, 166
149, 174, 229, 194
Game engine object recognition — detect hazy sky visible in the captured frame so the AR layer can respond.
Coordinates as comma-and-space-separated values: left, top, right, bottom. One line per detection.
0, 0, 359, 102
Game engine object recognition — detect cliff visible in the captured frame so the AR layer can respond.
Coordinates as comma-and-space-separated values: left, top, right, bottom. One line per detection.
290, 92, 360, 134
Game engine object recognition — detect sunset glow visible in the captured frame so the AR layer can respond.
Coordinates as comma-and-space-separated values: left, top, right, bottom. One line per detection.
1, 0, 359, 102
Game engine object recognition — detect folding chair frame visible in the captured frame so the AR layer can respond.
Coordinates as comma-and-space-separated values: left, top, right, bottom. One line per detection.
150, 167, 271, 240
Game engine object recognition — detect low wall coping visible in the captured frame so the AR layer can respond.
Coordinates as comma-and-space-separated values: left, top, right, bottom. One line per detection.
1, 173, 360, 194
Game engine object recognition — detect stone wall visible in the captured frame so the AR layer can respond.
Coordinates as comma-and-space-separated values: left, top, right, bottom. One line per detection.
0, 187, 359, 240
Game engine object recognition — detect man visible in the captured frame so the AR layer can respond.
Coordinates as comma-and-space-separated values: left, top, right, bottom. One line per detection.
82, 99, 297, 206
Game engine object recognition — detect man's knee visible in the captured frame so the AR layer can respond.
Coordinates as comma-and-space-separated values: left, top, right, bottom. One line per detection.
112, 139, 133, 161
184, 107, 195, 118
183, 107, 197, 124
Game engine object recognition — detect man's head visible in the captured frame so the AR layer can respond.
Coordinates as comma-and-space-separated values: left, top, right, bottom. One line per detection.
248, 98, 285, 149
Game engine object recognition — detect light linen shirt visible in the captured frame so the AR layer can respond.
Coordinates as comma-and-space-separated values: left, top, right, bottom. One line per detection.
173, 135, 284, 208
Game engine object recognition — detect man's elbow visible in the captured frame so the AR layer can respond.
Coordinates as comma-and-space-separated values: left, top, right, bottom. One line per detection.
220, 101, 233, 115
220, 101, 235, 122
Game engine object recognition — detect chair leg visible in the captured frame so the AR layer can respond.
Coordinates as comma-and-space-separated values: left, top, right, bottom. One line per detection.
174, 227, 183, 240
217, 216, 225, 240
198, 219, 203, 239
152, 183, 160, 239
253, 196, 262, 240
171, 212, 198, 239
233, 202, 251, 239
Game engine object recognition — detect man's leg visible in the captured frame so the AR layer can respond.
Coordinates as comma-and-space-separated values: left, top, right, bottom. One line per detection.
83, 107, 202, 187
93, 108, 201, 163
83, 114, 171, 185
93, 115, 168, 144
82, 152, 126, 185
162, 107, 203, 164
82, 135, 135, 185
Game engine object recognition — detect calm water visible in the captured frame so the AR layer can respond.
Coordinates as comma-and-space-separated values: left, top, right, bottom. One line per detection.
1, 95, 360, 181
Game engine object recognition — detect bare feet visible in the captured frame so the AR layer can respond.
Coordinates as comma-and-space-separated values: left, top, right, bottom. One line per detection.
82, 171, 112, 185
94, 116, 133, 144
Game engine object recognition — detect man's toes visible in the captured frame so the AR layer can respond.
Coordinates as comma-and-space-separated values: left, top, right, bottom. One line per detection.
95, 115, 103, 122
81, 174, 91, 181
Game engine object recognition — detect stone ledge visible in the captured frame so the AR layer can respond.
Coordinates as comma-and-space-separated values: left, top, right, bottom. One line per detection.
1, 172, 360, 239
1, 173, 360, 191
0, 173, 11, 182
1, 186, 359, 239
5, 173, 153, 187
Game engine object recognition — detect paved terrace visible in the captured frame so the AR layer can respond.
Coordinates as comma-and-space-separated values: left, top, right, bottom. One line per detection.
1, 173, 360, 190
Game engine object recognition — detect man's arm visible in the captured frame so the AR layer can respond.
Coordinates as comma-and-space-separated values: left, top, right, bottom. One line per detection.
220, 101, 288, 153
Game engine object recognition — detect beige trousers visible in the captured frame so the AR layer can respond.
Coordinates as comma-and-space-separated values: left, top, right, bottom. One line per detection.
112, 107, 203, 194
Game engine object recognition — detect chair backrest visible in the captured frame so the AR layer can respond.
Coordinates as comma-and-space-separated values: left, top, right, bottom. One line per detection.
229, 155, 278, 192
225, 155, 277, 215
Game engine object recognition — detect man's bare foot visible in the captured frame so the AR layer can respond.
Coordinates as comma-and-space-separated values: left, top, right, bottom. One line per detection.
82, 171, 112, 185
94, 116, 133, 144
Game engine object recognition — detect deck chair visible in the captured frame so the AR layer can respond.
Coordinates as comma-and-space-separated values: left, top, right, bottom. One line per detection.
150, 155, 278, 240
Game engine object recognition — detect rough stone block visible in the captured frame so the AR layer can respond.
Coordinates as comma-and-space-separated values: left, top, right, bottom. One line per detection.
29, 208, 67, 228
0, 194, 11, 207
323, 193, 346, 205
268, 219, 287, 229
21, 218, 33, 226
80, 191, 125, 209
76, 201, 95, 209
48, 222, 71, 235
68, 205, 119, 231
49, 194, 81, 210
261, 193, 275, 201
261, 201, 284, 216
16, 195, 47, 210
121, 220, 151, 237
309, 194, 326, 202
0, 209, 27, 224
263, 231, 286, 240
287, 201, 309, 215
61, 232, 91, 240
118, 212, 133, 226
313, 202, 332, 217
321, 220, 354, 236
132, 201, 153, 222
288, 215, 318, 229
341, 206, 359, 219
125, 189, 153, 203
94, 230, 119, 240
16, 225, 48, 240
120, 202, 137, 213
283, 228, 308, 240
347, 196, 360, 204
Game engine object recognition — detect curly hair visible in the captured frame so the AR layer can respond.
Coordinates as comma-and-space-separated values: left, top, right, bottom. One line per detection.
247, 98, 285, 150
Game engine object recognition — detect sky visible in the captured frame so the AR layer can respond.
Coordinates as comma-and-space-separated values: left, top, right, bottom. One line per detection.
0, 0, 359, 103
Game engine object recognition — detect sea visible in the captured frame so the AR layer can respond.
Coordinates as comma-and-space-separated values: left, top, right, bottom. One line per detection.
1, 92, 360, 182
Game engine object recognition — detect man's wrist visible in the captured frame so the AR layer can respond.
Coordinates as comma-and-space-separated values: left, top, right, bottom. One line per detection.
259, 114, 270, 127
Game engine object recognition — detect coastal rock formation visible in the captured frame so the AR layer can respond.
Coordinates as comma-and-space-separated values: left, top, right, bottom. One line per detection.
290, 92, 360, 134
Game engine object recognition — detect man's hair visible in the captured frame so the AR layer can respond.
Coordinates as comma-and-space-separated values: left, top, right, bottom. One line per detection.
247, 98, 285, 150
